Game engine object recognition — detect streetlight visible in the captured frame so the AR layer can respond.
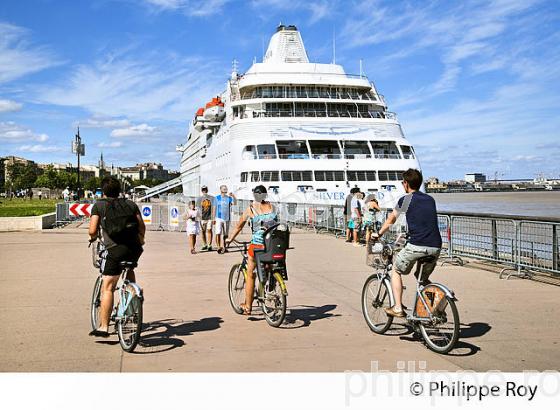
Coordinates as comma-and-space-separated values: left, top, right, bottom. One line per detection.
71, 127, 85, 198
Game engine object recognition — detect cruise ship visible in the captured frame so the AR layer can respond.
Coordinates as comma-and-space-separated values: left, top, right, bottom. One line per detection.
176, 25, 421, 206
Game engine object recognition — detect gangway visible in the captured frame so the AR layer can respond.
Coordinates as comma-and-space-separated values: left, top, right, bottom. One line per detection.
135, 175, 184, 201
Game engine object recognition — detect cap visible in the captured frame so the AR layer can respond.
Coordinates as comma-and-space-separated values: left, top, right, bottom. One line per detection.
201, 185, 208, 189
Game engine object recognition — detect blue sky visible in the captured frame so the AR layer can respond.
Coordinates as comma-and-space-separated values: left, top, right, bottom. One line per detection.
0, 0, 559, 180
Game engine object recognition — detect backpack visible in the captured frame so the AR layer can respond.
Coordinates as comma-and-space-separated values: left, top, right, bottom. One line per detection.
101, 198, 139, 245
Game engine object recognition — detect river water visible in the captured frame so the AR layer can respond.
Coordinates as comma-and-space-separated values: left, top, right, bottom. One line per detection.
431, 191, 560, 218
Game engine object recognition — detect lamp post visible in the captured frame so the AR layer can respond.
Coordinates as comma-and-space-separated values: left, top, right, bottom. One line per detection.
72, 127, 85, 199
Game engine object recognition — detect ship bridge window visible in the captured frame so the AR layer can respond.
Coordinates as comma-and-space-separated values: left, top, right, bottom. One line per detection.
261, 171, 280, 182
276, 140, 309, 159
342, 141, 371, 159
347, 171, 377, 181
240, 172, 248, 182
250, 171, 261, 182
378, 170, 404, 181
370, 141, 402, 159
281, 170, 313, 181
400, 145, 415, 159
309, 140, 341, 159
314, 170, 345, 181
242, 145, 257, 160
257, 144, 277, 159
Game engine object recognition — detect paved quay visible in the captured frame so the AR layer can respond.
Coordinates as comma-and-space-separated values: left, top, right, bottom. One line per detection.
0, 226, 558, 372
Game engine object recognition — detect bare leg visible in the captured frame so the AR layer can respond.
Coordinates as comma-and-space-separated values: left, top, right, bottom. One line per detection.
99, 275, 119, 331
244, 256, 257, 312
201, 226, 207, 246
188, 235, 195, 251
207, 228, 213, 248
353, 227, 359, 243
216, 233, 222, 249
391, 268, 404, 310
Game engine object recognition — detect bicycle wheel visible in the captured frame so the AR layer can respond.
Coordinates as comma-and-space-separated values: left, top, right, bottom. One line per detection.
90, 275, 103, 331
361, 273, 393, 334
117, 287, 143, 353
418, 295, 459, 354
261, 274, 286, 327
228, 263, 245, 314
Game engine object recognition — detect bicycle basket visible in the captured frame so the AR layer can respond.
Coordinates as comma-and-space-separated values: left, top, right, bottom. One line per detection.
366, 241, 390, 268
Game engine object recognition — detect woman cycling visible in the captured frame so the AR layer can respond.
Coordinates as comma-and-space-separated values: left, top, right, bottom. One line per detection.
226, 185, 278, 315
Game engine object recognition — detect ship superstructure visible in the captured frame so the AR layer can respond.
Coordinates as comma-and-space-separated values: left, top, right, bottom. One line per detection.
177, 25, 421, 205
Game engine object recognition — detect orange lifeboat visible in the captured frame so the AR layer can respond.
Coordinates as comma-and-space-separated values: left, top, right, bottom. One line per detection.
203, 96, 225, 120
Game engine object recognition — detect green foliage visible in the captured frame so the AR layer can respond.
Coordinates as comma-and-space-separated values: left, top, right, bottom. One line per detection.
84, 176, 101, 191
7, 162, 40, 191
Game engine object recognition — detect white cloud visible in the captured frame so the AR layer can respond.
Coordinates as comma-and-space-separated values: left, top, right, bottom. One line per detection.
142, 0, 230, 16
37, 50, 224, 121
110, 123, 157, 138
0, 121, 48, 142
97, 141, 123, 148
78, 117, 131, 129
0, 22, 60, 84
18, 144, 61, 153
0, 98, 23, 113
249, 0, 334, 24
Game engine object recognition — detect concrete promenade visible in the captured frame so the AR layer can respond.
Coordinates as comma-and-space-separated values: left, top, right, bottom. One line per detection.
0, 226, 558, 372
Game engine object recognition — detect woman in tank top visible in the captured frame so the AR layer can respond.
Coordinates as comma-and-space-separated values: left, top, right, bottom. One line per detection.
227, 185, 278, 314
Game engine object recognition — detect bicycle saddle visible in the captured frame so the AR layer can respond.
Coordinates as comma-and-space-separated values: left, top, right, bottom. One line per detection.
119, 261, 138, 268
417, 255, 437, 264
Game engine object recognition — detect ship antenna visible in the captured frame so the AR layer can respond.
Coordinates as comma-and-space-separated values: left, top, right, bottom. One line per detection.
232, 59, 238, 75
332, 27, 336, 64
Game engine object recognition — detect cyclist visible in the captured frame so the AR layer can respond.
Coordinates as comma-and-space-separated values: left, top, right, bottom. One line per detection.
226, 185, 278, 315
372, 168, 442, 318
88, 176, 146, 337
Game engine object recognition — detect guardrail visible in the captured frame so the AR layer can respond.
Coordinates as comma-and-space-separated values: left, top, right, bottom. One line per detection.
53, 197, 560, 278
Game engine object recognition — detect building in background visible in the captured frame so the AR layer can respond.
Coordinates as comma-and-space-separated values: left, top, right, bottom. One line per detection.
465, 173, 487, 183
0, 156, 38, 193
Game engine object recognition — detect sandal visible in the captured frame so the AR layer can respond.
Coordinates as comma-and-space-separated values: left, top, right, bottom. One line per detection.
240, 302, 252, 315
190, 249, 196, 254
89, 329, 110, 338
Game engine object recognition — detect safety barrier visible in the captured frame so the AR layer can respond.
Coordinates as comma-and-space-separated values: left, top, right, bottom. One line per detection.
53, 197, 560, 278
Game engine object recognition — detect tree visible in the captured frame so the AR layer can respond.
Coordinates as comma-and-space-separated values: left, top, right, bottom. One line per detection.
34, 165, 60, 189
84, 176, 101, 191
7, 162, 40, 191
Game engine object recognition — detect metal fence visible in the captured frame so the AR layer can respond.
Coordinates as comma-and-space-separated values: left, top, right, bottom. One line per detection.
53, 197, 560, 278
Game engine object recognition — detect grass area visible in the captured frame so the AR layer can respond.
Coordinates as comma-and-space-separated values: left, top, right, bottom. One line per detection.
0, 198, 59, 217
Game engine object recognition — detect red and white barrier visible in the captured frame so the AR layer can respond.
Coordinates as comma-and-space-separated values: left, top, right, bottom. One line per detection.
69, 203, 92, 217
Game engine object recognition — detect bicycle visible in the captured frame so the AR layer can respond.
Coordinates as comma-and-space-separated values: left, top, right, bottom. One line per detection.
90, 239, 144, 352
361, 236, 460, 354
227, 224, 290, 327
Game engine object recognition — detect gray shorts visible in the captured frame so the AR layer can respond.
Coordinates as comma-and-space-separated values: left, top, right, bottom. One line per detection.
395, 243, 440, 277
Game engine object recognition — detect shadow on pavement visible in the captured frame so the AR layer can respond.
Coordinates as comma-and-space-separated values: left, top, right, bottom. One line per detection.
459, 322, 492, 338
282, 304, 340, 329
131, 317, 223, 354
395, 322, 489, 357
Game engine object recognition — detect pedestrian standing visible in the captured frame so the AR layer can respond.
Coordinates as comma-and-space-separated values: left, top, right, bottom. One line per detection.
185, 200, 201, 254
197, 186, 215, 251
214, 185, 236, 253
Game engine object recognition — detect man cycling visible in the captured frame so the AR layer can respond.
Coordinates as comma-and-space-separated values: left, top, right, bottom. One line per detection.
372, 168, 442, 318
88, 176, 146, 337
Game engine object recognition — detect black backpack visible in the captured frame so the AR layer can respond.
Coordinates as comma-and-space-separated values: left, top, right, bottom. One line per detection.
100, 198, 139, 245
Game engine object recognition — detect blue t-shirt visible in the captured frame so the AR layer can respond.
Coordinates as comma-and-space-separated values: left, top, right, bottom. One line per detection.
397, 192, 442, 248
216, 194, 234, 220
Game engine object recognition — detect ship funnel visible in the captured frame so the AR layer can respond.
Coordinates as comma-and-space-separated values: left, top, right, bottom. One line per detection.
263, 25, 309, 64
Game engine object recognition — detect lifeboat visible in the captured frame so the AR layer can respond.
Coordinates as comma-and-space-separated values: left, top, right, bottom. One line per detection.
203, 96, 225, 121
193, 107, 205, 131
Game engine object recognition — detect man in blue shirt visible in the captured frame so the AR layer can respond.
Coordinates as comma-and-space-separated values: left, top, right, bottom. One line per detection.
373, 168, 442, 318
214, 184, 237, 252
